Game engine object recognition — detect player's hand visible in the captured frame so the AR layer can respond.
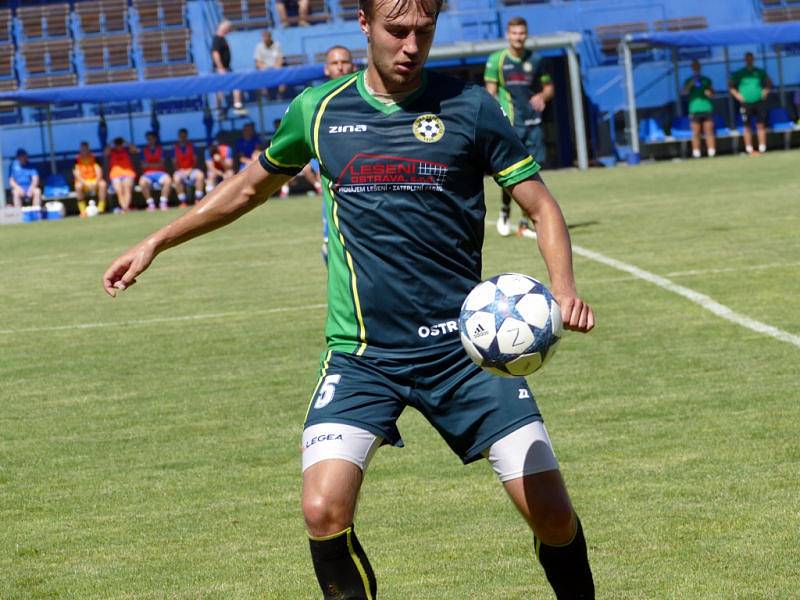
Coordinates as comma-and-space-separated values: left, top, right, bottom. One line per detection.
761, 89, 769, 100
102, 240, 157, 298
553, 293, 595, 333
530, 93, 546, 113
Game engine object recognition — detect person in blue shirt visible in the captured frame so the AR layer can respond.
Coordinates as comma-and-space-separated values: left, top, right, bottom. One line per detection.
9, 149, 41, 209
234, 122, 263, 171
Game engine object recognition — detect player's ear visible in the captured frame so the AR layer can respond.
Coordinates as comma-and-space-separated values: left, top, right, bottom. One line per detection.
358, 10, 370, 37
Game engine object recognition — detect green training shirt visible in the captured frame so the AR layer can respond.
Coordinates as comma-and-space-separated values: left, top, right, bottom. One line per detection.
484, 49, 551, 128
260, 69, 540, 358
683, 75, 713, 114
731, 67, 768, 104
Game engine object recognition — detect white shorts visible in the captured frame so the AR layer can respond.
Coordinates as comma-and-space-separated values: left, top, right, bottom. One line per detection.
300, 421, 558, 481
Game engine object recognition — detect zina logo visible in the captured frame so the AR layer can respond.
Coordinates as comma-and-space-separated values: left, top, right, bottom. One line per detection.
518, 388, 530, 399
329, 124, 367, 134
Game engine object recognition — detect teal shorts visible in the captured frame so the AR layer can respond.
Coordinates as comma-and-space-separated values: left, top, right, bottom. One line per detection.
304, 343, 543, 464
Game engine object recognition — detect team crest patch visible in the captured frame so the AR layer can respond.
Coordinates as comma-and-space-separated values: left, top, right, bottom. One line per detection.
412, 114, 445, 143
523, 61, 533, 73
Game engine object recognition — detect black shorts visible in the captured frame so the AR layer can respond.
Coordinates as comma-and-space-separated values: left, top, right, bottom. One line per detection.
304, 345, 543, 464
741, 101, 767, 125
691, 112, 712, 124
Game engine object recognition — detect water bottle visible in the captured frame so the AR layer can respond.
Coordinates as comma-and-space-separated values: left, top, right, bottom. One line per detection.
86, 199, 99, 217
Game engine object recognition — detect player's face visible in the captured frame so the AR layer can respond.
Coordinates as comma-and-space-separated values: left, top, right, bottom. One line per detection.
360, 0, 436, 93
692, 61, 700, 75
507, 25, 527, 52
745, 53, 754, 68
178, 131, 187, 143
325, 48, 355, 79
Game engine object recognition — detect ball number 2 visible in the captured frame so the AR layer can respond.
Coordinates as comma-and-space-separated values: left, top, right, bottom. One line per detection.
314, 374, 342, 409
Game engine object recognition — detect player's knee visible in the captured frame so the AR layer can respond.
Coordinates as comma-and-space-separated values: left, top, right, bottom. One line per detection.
534, 502, 575, 545
302, 492, 354, 536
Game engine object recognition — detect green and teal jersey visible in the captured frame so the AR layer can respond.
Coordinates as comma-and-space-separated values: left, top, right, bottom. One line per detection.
731, 67, 768, 104
683, 75, 714, 114
261, 69, 540, 358
484, 49, 551, 128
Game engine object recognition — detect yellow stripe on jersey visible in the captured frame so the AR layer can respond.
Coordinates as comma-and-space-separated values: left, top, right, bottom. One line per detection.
496, 155, 534, 178
330, 177, 368, 356
263, 148, 306, 169
312, 74, 358, 169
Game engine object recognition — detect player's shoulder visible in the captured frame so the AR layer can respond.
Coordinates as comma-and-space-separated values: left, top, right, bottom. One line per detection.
486, 48, 505, 63
293, 72, 359, 109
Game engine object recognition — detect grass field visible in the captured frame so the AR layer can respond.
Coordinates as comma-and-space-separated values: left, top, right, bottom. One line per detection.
2, 151, 799, 599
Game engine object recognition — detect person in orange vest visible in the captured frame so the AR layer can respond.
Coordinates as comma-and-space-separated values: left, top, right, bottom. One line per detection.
74, 141, 108, 216
139, 131, 172, 211
104, 137, 136, 213
171, 128, 205, 208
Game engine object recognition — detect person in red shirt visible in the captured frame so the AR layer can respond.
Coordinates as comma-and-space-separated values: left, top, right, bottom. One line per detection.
139, 131, 172, 211
104, 137, 136, 213
171, 128, 205, 208
204, 139, 234, 192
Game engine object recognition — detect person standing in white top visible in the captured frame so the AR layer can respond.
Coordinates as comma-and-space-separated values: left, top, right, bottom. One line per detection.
254, 30, 286, 100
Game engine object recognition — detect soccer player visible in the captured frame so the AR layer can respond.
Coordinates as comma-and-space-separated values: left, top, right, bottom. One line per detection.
172, 128, 205, 208
102, 1, 596, 598
682, 60, 716, 159
729, 52, 772, 155
139, 131, 172, 211
104, 137, 136, 213
485, 16, 554, 239
234, 122, 263, 171
204, 139, 235, 192
74, 141, 108, 215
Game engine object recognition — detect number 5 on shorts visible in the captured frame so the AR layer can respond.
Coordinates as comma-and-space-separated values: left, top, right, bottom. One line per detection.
314, 374, 342, 409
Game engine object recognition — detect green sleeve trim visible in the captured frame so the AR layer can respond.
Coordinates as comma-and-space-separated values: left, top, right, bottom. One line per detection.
495, 156, 541, 188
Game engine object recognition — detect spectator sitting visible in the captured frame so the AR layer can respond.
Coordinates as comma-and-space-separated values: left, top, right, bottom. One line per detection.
254, 29, 286, 99
105, 137, 136, 213
276, 0, 310, 27
138, 131, 172, 211
8, 148, 41, 209
171, 128, 205, 208
212, 20, 246, 117
74, 141, 108, 216
205, 139, 235, 192
234, 122, 263, 171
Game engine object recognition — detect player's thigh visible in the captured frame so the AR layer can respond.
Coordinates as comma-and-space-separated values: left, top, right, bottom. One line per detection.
302, 456, 366, 535
417, 347, 543, 464
503, 468, 575, 544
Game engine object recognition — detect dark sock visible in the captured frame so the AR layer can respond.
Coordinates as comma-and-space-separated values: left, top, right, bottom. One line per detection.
535, 517, 594, 599
309, 526, 377, 600
501, 189, 512, 218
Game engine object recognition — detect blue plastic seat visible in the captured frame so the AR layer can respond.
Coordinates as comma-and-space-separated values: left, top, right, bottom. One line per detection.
639, 117, 666, 143
713, 114, 730, 136
769, 107, 794, 132
670, 116, 692, 140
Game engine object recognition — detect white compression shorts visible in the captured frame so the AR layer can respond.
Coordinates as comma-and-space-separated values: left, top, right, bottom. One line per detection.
301, 421, 558, 481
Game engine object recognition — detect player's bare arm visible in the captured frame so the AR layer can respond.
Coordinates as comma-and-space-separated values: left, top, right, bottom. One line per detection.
508, 174, 595, 333
102, 163, 289, 297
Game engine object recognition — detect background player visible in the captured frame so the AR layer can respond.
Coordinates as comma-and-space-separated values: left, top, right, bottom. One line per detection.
172, 128, 205, 208
682, 60, 716, 159
74, 141, 108, 216
485, 16, 554, 239
729, 52, 772, 155
204, 139, 235, 192
139, 131, 172, 211
104, 137, 136, 213
102, 1, 595, 598
8, 148, 41, 209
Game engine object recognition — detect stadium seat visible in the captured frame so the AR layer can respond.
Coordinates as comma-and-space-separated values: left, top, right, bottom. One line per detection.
144, 62, 197, 79
21, 39, 74, 78
25, 73, 77, 89
594, 22, 650, 63
768, 107, 794, 131
281, 0, 332, 26
762, 7, 800, 21
639, 117, 666, 142
670, 116, 692, 140
713, 114, 731, 136
135, 0, 162, 29
162, 1, 187, 27
283, 53, 308, 66
139, 29, 191, 64
0, 9, 11, 44
338, 0, 359, 20
75, 0, 129, 35
85, 68, 138, 84
81, 34, 132, 71
0, 44, 14, 79
653, 16, 708, 31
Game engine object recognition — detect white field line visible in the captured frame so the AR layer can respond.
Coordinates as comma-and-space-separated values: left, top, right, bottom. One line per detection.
572, 244, 800, 349
0, 303, 327, 335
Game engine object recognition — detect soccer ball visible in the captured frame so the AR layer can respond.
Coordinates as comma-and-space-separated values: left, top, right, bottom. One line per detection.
459, 273, 563, 377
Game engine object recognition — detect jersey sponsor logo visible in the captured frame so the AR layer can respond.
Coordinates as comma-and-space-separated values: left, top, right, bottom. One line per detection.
412, 114, 445, 143
335, 153, 449, 193
418, 320, 458, 338
328, 124, 368, 134
303, 432, 344, 450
